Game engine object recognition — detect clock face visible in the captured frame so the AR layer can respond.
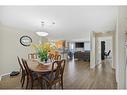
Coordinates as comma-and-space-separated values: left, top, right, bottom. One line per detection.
20, 36, 32, 46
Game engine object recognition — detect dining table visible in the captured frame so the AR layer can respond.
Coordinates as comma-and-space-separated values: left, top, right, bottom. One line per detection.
26, 59, 57, 88
26, 59, 65, 89
27, 59, 57, 74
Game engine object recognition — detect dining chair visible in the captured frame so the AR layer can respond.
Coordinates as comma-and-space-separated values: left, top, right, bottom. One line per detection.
17, 56, 26, 87
49, 53, 55, 62
54, 54, 61, 61
105, 50, 111, 58
28, 53, 37, 59
42, 59, 66, 89
21, 59, 41, 89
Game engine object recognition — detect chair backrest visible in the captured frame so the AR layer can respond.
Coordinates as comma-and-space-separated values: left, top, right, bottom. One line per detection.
49, 53, 55, 62
50, 59, 66, 81
59, 59, 66, 77
107, 50, 111, 55
54, 55, 61, 61
17, 56, 24, 71
28, 53, 37, 59
22, 59, 32, 77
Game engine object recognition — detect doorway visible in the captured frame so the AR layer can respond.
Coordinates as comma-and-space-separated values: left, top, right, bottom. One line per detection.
90, 31, 115, 69
101, 41, 105, 60
97, 36, 112, 66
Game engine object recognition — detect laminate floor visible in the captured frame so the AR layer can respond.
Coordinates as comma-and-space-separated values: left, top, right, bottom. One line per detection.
0, 58, 117, 89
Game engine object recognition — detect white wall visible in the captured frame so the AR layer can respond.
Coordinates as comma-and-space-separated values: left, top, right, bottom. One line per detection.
75, 48, 84, 52
96, 37, 101, 65
68, 40, 91, 52
112, 32, 116, 70
0, 25, 47, 76
116, 7, 127, 89
84, 42, 91, 51
90, 32, 96, 68
0, 25, 3, 76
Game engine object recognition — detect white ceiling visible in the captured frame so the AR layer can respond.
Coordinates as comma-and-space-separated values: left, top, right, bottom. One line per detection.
0, 6, 117, 40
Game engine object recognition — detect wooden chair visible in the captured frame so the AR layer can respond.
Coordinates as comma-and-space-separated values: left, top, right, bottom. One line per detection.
48, 54, 55, 62
54, 54, 61, 61
28, 53, 37, 59
42, 59, 66, 89
17, 56, 26, 87
21, 59, 41, 89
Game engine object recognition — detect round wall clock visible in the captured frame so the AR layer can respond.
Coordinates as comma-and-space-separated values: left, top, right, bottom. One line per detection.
20, 36, 32, 46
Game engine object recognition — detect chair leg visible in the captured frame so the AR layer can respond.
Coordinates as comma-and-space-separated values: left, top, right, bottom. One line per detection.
26, 76, 29, 89
20, 76, 23, 83
21, 71, 25, 83
38, 77, 42, 89
21, 76, 25, 87
49, 86, 52, 89
54, 84, 56, 89
30, 79, 34, 89
58, 81, 61, 89
61, 77, 63, 89
47, 83, 52, 89
21, 73, 24, 83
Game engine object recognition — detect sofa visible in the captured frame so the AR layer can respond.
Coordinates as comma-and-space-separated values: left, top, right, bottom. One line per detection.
74, 51, 90, 62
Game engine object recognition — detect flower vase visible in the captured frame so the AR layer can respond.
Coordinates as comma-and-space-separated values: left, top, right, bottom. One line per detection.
45, 58, 48, 63
38, 58, 48, 64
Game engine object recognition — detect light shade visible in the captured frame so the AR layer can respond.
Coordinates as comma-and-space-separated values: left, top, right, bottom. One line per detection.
36, 32, 48, 36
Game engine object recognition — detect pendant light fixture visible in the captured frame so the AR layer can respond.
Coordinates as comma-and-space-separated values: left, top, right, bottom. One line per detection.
36, 21, 48, 36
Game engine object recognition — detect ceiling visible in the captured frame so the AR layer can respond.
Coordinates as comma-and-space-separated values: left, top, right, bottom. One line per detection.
0, 6, 117, 40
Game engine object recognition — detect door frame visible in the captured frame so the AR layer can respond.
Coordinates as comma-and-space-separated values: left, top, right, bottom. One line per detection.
90, 31, 116, 69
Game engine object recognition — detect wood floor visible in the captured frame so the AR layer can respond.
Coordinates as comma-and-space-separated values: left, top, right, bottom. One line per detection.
64, 59, 117, 89
0, 58, 117, 89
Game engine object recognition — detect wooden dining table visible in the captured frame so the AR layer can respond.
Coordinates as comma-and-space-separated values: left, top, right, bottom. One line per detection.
27, 59, 56, 73
26, 59, 64, 89
26, 59, 57, 89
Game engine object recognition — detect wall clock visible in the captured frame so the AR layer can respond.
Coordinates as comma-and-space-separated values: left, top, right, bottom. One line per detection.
20, 36, 32, 46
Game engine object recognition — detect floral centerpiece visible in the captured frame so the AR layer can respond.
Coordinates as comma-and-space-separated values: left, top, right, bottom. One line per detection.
31, 42, 56, 62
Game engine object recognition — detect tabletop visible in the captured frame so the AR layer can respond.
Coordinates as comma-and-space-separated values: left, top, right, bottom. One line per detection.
27, 59, 55, 73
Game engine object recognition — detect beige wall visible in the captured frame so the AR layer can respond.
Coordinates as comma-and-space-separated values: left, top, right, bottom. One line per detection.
0, 25, 48, 76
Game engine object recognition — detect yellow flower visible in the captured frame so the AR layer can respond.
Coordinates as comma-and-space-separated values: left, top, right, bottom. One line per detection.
31, 42, 57, 52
